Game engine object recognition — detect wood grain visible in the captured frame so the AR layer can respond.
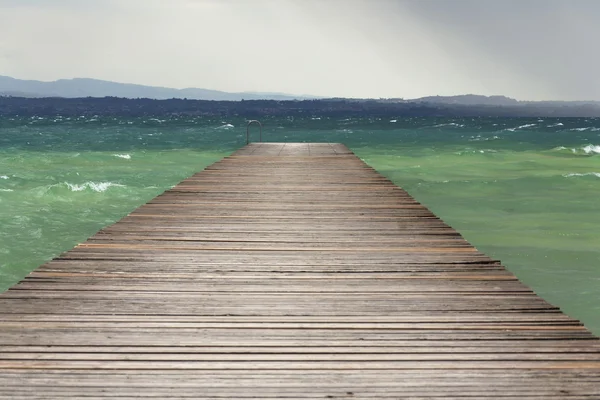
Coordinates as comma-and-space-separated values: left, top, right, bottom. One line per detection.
1, 143, 598, 398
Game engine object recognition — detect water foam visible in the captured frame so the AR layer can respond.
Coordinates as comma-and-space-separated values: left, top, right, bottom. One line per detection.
0, 175, 9, 180
505, 123, 537, 132
0, 188, 14, 192
113, 154, 132, 160
434, 123, 465, 128
218, 124, 234, 129
582, 145, 600, 154
563, 172, 600, 178
568, 145, 600, 155
456, 149, 497, 155
483, 136, 500, 141
65, 182, 126, 192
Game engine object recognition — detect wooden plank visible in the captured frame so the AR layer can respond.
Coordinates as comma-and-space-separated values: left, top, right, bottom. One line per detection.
0, 143, 598, 398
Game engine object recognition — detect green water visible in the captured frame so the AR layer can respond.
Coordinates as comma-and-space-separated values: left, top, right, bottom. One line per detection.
1, 115, 599, 333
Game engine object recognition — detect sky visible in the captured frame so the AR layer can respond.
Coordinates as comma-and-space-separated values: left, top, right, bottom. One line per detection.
0, 0, 599, 100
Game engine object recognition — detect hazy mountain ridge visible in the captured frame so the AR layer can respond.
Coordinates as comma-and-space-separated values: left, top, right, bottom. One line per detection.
2, 76, 600, 107
410, 94, 520, 106
409, 94, 600, 107
0, 76, 315, 101
1, 76, 600, 117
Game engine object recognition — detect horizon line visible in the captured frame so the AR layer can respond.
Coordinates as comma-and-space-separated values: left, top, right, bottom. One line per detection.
2, 74, 600, 103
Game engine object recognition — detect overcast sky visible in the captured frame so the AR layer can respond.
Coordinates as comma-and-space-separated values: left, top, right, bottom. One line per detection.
0, 0, 599, 100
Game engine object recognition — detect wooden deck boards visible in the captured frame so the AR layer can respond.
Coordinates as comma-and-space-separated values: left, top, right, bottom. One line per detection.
0, 142, 599, 398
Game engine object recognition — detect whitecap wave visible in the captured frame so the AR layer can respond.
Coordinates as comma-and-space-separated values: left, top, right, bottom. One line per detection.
218, 123, 235, 129
390, 119, 397, 123
65, 182, 126, 192
568, 145, 600, 155
548, 123, 564, 127
563, 172, 600, 178
0, 188, 14, 192
0, 175, 9, 180
582, 145, 600, 154
571, 127, 592, 132
456, 149, 497, 155
482, 135, 500, 141
505, 123, 537, 132
434, 122, 465, 128
113, 154, 131, 160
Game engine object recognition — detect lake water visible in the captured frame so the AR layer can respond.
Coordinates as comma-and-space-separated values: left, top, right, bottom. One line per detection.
1, 115, 599, 333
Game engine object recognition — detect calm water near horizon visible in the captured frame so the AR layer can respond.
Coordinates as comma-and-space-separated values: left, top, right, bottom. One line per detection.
1, 115, 599, 333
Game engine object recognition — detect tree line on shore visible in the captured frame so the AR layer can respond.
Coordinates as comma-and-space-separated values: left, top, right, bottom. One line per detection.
1, 96, 599, 118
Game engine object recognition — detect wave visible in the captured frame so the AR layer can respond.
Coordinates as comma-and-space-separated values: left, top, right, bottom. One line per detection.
563, 172, 600, 178
456, 149, 498, 155
63, 182, 126, 193
505, 123, 537, 132
583, 145, 600, 154
113, 154, 132, 160
217, 124, 234, 129
571, 145, 600, 155
434, 122, 465, 128
555, 145, 600, 155
468, 135, 499, 142
0, 174, 12, 192
547, 123, 564, 127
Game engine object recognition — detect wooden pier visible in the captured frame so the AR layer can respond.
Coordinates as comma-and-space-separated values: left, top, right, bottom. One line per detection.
0, 143, 598, 398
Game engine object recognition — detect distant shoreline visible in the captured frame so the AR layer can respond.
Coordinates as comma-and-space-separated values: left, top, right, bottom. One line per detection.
1, 96, 600, 118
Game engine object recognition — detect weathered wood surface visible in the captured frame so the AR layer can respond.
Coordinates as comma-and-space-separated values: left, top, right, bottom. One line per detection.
0, 142, 598, 399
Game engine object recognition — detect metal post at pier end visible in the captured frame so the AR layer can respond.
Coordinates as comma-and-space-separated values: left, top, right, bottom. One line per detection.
246, 120, 263, 144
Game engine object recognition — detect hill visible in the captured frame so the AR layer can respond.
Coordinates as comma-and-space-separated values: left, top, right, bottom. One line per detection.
0, 76, 314, 101
411, 94, 520, 106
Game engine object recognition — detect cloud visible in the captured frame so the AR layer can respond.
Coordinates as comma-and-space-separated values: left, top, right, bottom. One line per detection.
400, 0, 600, 100
0, 0, 598, 100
